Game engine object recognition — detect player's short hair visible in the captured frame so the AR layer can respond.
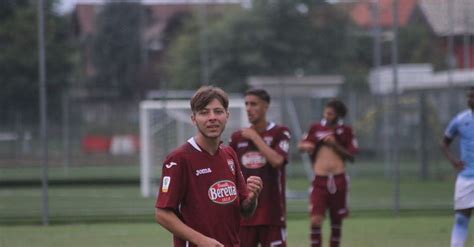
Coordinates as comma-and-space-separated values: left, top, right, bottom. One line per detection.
468, 86, 474, 92
325, 98, 347, 118
245, 88, 271, 104
190, 86, 229, 112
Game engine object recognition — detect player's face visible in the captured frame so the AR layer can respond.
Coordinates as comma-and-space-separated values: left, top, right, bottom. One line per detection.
192, 98, 229, 139
323, 106, 338, 125
467, 89, 474, 110
245, 95, 268, 125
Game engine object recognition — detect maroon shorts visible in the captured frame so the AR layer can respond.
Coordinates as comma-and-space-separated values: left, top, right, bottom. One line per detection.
239, 225, 287, 247
310, 173, 349, 219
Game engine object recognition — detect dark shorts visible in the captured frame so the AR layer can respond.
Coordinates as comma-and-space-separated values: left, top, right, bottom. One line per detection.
310, 173, 349, 219
239, 225, 287, 247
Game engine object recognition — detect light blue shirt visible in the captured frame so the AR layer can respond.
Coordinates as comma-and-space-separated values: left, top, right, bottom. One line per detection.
445, 109, 474, 178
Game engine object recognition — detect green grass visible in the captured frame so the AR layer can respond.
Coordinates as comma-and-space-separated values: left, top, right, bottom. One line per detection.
0, 185, 153, 224
0, 165, 139, 181
0, 177, 455, 224
0, 216, 471, 247
0, 176, 455, 224
0, 158, 454, 181
0, 159, 457, 224
0, 161, 466, 246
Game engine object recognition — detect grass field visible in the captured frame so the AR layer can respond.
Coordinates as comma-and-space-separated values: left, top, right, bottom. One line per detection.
0, 161, 457, 223
0, 216, 472, 247
0, 161, 465, 246
0, 177, 455, 224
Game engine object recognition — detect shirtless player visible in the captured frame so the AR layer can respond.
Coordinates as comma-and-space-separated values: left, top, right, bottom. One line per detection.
298, 99, 358, 247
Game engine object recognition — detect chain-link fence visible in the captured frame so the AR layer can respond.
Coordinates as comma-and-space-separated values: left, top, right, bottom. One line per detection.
1, 0, 473, 224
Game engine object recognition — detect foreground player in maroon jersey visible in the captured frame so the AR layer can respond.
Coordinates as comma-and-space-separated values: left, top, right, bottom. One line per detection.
229, 89, 291, 247
155, 86, 263, 247
298, 99, 358, 247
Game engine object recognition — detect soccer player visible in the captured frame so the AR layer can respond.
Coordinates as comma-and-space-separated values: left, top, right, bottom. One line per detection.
155, 86, 263, 247
229, 89, 291, 247
442, 86, 474, 247
298, 99, 358, 247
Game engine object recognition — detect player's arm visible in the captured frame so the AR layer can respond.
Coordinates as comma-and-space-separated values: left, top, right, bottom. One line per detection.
323, 135, 355, 162
240, 176, 263, 218
441, 117, 464, 171
441, 136, 464, 171
298, 127, 317, 153
156, 208, 224, 247
298, 140, 315, 153
241, 128, 285, 168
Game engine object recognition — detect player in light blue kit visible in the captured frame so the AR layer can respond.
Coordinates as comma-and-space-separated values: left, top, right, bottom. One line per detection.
442, 86, 474, 247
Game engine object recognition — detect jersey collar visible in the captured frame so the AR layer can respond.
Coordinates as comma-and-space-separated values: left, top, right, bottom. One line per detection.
187, 137, 223, 153
247, 122, 276, 132
187, 137, 202, 152
321, 118, 343, 127
266, 122, 276, 131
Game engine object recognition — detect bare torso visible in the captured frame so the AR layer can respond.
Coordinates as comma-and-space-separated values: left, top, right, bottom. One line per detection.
313, 144, 345, 176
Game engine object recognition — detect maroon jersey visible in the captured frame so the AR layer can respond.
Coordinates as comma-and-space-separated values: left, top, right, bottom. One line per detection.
155, 137, 249, 247
229, 123, 291, 226
303, 119, 359, 161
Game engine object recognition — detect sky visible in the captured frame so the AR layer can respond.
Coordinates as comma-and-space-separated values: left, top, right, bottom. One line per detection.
58, 0, 95, 13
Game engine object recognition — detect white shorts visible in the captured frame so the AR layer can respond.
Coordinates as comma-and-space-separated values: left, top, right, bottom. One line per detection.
454, 176, 474, 210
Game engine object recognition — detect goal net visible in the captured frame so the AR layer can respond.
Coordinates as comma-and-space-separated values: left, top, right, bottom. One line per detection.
139, 99, 248, 197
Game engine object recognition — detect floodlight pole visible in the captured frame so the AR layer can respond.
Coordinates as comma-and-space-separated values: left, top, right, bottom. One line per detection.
391, 0, 400, 215
38, 0, 49, 225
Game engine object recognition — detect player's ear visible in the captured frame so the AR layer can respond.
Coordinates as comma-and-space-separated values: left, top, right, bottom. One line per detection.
226, 110, 230, 120
191, 113, 196, 125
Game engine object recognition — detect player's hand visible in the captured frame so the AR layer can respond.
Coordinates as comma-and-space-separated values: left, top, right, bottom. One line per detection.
323, 134, 336, 143
246, 176, 263, 201
241, 128, 259, 142
196, 237, 224, 247
452, 159, 465, 171
298, 141, 315, 153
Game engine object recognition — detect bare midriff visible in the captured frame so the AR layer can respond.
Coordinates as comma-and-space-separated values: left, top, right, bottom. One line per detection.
313, 144, 345, 176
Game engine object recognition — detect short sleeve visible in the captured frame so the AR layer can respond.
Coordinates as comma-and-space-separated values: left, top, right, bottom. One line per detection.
302, 124, 318, 145
229, 131, 239, 151
273, 127, 291, 164
444, 117, 459, 139
155, 153, 187, 210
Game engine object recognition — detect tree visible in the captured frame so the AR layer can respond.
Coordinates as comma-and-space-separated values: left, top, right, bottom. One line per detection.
90, 1, 143, 98
0, 0, 75, 122
398, 22, 446, 70
163, 0, 359, 92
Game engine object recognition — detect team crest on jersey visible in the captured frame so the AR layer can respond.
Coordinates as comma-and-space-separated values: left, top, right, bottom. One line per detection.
241, 151, 266, 169
208, 180, 238, 204
263, 136, 273, 145
227, 159, 235, 174
336, 128, 344, 135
